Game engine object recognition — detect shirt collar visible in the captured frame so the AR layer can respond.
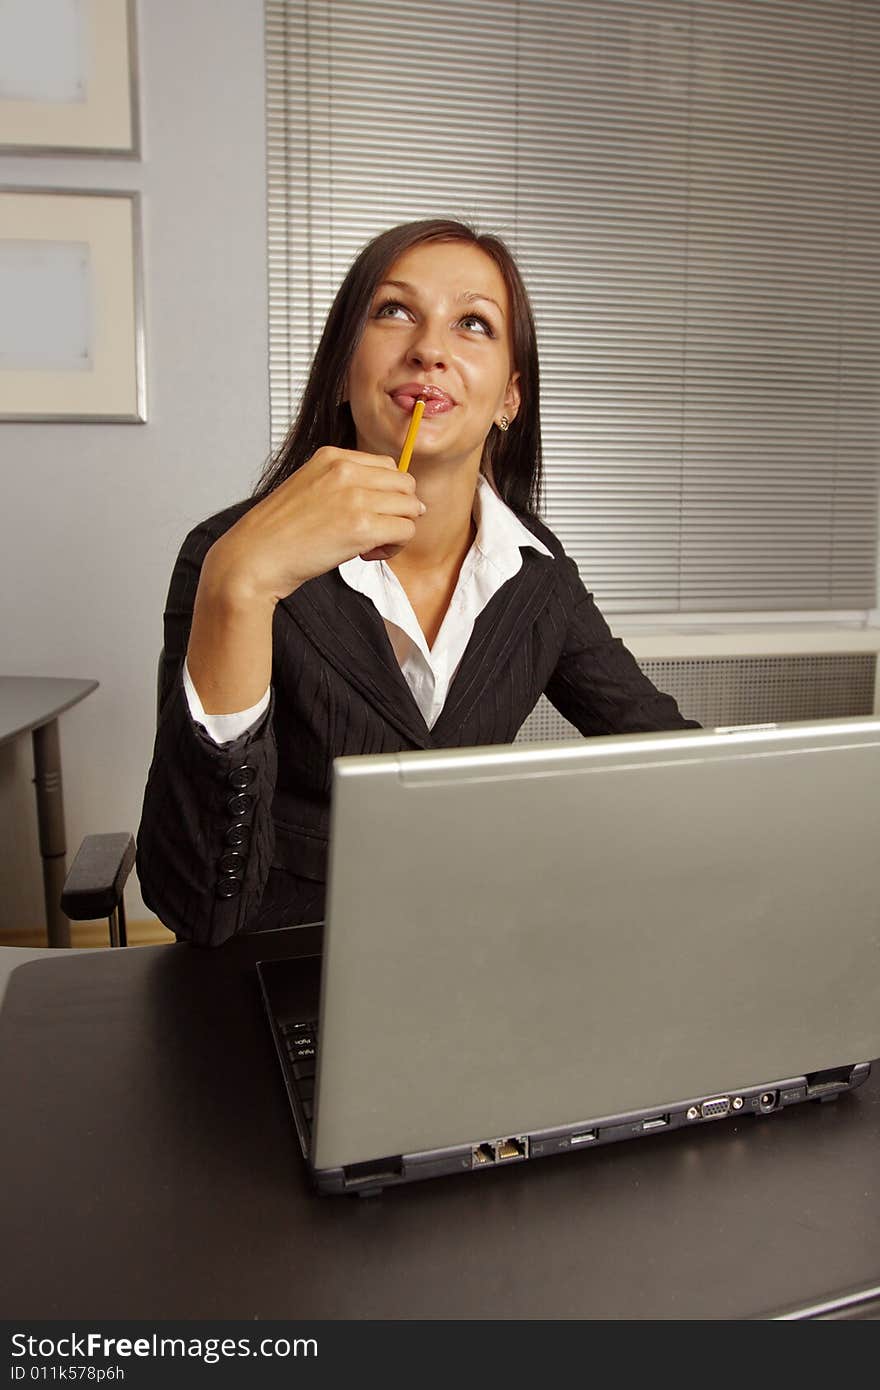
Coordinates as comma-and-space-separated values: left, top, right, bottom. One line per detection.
472, 472, 553, 570
338, 471, 552, 591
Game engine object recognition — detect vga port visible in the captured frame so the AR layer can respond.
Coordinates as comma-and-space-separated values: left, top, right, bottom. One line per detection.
700, 1097, 731, 1119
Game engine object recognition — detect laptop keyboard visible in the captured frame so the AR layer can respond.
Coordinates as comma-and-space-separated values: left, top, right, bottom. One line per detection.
279, 1019, 318, 1126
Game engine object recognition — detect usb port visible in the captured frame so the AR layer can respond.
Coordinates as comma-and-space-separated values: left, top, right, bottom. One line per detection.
570, 1130, 598, 1146
642, 1115, 670, 1131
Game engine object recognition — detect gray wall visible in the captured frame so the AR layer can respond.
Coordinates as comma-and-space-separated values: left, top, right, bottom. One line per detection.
0, 1, 270, 929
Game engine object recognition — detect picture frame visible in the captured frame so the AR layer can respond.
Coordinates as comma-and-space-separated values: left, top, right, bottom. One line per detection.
0, 0, 139, 157
0, 187, 146, 422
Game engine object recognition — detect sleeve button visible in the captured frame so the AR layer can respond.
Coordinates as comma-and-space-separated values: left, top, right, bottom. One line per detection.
216, 879, 242, 899
225, 822, 251, 848
218, 851, 246, 876
228, 765, 256, 790
226, 792, 252, 817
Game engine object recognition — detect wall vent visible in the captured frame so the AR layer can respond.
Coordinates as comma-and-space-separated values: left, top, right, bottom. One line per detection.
516, 654, 876, 743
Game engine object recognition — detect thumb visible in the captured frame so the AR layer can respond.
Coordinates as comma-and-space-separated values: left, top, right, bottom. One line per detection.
359, 543, 404, 562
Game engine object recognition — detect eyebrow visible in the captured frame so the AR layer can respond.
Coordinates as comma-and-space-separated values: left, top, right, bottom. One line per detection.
377, 279, 506, 319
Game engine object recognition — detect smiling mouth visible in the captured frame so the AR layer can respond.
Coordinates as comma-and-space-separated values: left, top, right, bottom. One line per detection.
389, 384, 456, 417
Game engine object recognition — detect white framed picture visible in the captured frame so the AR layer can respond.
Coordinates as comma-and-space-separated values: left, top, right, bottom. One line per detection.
0, 187, 146, 422
0, 0, 139, 156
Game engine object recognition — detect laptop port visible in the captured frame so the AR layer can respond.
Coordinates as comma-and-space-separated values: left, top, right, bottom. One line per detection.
758, 1091, 777, 1112
472, 1137, 529, 1166
342, 1156, 404, 1189
805, 1066, 853, 1098
641, 1115, 670, 1131
496, 1137, 528, 1162
700, 1097, 731, 1119
570, 1129, 598, 1146
472, 1143, 496, 1166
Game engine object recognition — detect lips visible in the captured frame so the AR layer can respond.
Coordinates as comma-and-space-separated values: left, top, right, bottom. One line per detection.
388, 382, 456, 417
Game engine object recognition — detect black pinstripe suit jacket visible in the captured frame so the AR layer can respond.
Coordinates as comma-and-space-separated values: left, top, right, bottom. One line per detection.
136, 498, 699, 946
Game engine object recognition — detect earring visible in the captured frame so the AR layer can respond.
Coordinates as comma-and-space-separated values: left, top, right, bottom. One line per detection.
498, 415, 510, 432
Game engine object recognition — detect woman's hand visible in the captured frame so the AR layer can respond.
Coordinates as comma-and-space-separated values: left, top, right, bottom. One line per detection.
207, 447, 425, 604
186, 449, 425, 714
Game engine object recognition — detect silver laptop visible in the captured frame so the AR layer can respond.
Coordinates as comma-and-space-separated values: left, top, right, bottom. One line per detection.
258, 716, 880, 1195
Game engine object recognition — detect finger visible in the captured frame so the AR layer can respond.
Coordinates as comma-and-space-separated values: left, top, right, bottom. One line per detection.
353, 516, 417, 559
359, 543, 405, 562
367, 491, 426, 519
317, 453, 419, 500
351, 461, 420, 494
333, 450, 398, 471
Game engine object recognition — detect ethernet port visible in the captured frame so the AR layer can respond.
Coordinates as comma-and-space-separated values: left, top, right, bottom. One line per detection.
472, 1143, 496, 1167
496, 1136, 528, 1162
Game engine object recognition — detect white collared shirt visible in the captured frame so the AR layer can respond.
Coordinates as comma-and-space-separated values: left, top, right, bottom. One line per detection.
184, 472, 552, 742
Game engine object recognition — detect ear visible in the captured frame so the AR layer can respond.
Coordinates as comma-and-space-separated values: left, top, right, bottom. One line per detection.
503, 370, 521, 423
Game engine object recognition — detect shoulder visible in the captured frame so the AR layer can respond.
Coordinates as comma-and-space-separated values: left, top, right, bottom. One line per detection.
174, 497, 259, 569
512, 511, 582, 591
514, 510, 566, 560
511, 511, 603, 621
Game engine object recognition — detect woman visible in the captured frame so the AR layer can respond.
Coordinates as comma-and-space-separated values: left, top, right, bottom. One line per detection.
137, 218, 698, 946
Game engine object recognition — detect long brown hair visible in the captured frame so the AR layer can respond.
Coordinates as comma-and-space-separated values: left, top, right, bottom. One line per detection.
253, 219, 543, 516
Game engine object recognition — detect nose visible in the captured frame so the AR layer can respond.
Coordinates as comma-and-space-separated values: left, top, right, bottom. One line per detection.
405, 317, 448, 373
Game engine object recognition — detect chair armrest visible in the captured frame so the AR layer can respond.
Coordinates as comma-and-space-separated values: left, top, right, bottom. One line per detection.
61, 833, 136, 920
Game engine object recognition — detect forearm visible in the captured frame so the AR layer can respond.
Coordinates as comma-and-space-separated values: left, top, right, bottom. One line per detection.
136, 667, 278, 946
186, 545, 280, 714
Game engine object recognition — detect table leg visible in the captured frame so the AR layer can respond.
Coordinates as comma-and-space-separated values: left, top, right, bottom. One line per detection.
31, 719, 71, 949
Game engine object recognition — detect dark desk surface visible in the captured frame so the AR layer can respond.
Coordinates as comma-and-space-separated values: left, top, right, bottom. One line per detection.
1, 926, 879, 1321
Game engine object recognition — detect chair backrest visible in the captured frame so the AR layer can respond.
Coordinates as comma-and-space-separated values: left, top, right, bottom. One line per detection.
157, 648, 169, 722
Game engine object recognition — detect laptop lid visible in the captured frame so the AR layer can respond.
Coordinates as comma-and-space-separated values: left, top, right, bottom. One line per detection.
312, 717, 880, 1172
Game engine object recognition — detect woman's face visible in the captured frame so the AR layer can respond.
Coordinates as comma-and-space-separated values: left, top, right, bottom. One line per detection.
345, 240, 521, 472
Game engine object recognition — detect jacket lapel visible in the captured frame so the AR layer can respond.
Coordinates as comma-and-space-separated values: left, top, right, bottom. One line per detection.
431, 550, 558, 740
281, 551, 558, 748
280, 571, 434, 747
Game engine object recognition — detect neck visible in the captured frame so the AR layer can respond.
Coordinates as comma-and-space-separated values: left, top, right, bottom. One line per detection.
389, 458, 481, 579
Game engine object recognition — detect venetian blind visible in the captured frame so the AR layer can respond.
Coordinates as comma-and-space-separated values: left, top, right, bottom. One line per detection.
265, 0, 880, 614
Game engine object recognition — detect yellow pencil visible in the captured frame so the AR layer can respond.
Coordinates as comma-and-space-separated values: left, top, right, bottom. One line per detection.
397, 398, 425, 472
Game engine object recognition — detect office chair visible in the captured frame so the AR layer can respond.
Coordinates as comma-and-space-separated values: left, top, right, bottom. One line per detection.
57, 653, 168, 948
60, 833, 134, 946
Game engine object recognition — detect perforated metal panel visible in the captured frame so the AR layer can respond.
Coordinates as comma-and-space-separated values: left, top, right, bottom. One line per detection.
516, 654, 877, 742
